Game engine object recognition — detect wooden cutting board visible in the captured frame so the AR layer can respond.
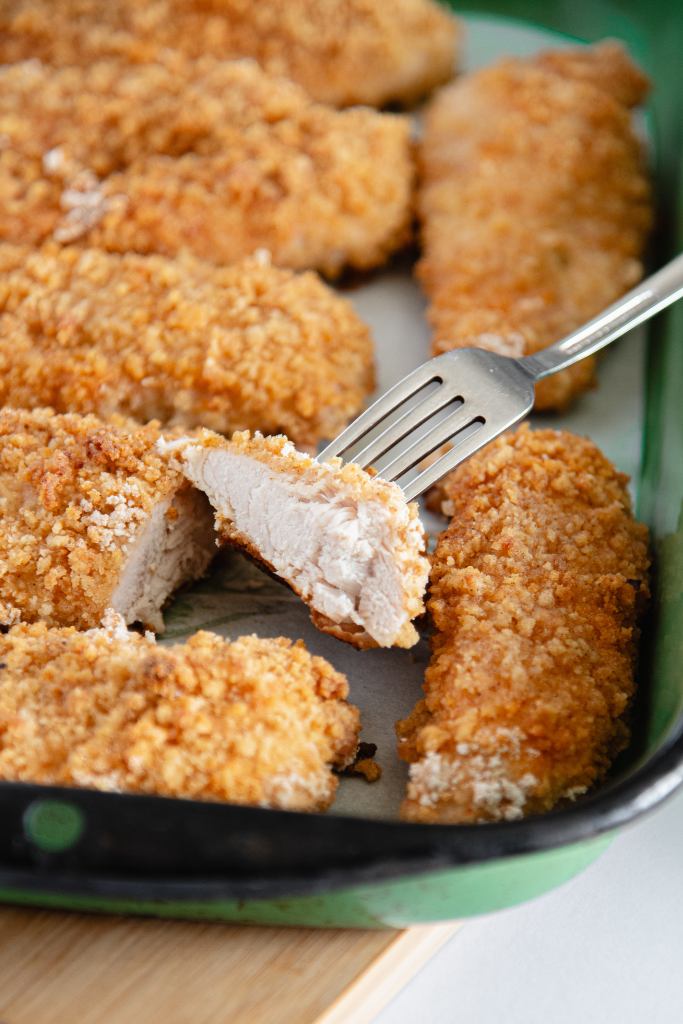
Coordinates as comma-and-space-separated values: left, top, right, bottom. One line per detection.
0, 907, 459, 1024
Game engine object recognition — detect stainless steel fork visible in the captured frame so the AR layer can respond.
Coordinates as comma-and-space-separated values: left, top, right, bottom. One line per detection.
318, 253, 683, 500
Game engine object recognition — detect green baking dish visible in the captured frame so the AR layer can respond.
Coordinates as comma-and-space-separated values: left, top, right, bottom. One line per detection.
0, 0, 682, 927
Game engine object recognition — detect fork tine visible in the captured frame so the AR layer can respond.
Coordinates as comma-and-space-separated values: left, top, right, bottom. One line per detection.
317, 358, 445, 462
377, 404, 479, 483
401, 413, 526, 502
351, 387, 460, 470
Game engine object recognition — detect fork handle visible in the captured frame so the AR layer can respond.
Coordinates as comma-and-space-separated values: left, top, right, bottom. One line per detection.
520, 252, 683, 381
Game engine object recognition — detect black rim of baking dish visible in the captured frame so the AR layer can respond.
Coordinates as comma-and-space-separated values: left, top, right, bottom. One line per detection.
0, 704, 681, 902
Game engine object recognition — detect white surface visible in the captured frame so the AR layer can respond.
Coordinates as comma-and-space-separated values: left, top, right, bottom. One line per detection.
375, 786, 683, 1024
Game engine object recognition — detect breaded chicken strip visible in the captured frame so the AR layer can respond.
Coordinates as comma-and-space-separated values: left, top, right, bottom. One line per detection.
398, 425, 650, 823
0, 0, 460, 108
0, 244, 374, 448
0, 408, 215, 632
0, 614, 360, 810
418, 41, 652, 410
165, 431, 430, 649
0, 56, 413, 276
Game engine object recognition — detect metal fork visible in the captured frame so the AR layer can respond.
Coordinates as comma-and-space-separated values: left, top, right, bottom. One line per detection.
318, 253, 683, 500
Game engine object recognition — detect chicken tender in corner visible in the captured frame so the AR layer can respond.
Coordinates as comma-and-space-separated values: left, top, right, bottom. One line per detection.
0, 615, 360, 810
165, 431, 430, 650
0, 244, 374, 448
0, 408, 215, 632
398, 425, 650, 823
0, 0, 461, 109
0, 56, 413, 276
418, 41, 652, 410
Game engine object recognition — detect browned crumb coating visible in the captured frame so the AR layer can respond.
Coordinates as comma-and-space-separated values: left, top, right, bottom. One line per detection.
0, 56, 413, 275
418, 41, 652, 410
399, 425, 650, 823
0, 617, 360, 810
533, 42, 650, 108
0, 407, 203, 630
0, 0, 460, 108
0, 244, 375, 448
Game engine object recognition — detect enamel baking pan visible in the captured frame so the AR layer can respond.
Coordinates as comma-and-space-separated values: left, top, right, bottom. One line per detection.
1, 0, 682, 927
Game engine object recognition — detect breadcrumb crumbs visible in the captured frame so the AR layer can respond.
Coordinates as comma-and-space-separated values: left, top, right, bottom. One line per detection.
0, 243, 375, 447
347, 757, 382, 783
0, 616, 360, 811
0, 55, 414, 275
0, 407, 211, 630
418, 41, 652, 410
399, 425, 650, 823
0, 0, 460, 108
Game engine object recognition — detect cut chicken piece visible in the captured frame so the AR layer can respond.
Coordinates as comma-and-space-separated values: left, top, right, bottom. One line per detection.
0, 55, 413, 276
165, 431, 430, 649
0, 0, 461, 109
399, 425, 651, 823
0, 614, 360, 811
0, 244, 374, 449
418, 41, 652, 410
0, 408, 215, 631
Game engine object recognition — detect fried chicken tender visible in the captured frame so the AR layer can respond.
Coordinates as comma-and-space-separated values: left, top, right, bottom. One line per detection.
0, 614, 360, 810
418, 41, 652, 410
0, 56, 413, 275
165, 430, 430, 649
0, 408, 215, 632
398, 425, 650, 823
0, 244, 374, 448
0, 0, 460, 108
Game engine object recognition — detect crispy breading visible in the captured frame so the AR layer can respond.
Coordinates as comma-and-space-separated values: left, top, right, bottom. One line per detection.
0, 0, 460, 108
534, 40, 650, 108
399, 425, 650, 823
0, 244, 374, 448
166, 429, 430, 649
417, 42, 652, 410
0, 56, 413, 276
0, 407, 215, 631
0, 614, 360, 810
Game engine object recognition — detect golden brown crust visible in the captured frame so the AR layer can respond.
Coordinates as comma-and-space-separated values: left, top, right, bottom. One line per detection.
534, 39, 650, 108
0, 616, 360, 810
417, 42, 652, 410
399, 425, 650, 823
0, 407, 196, 630
0, 0, 460, 108
0, 244, 374, 448
0, 55, 413, 275
169, 430, 429, 649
